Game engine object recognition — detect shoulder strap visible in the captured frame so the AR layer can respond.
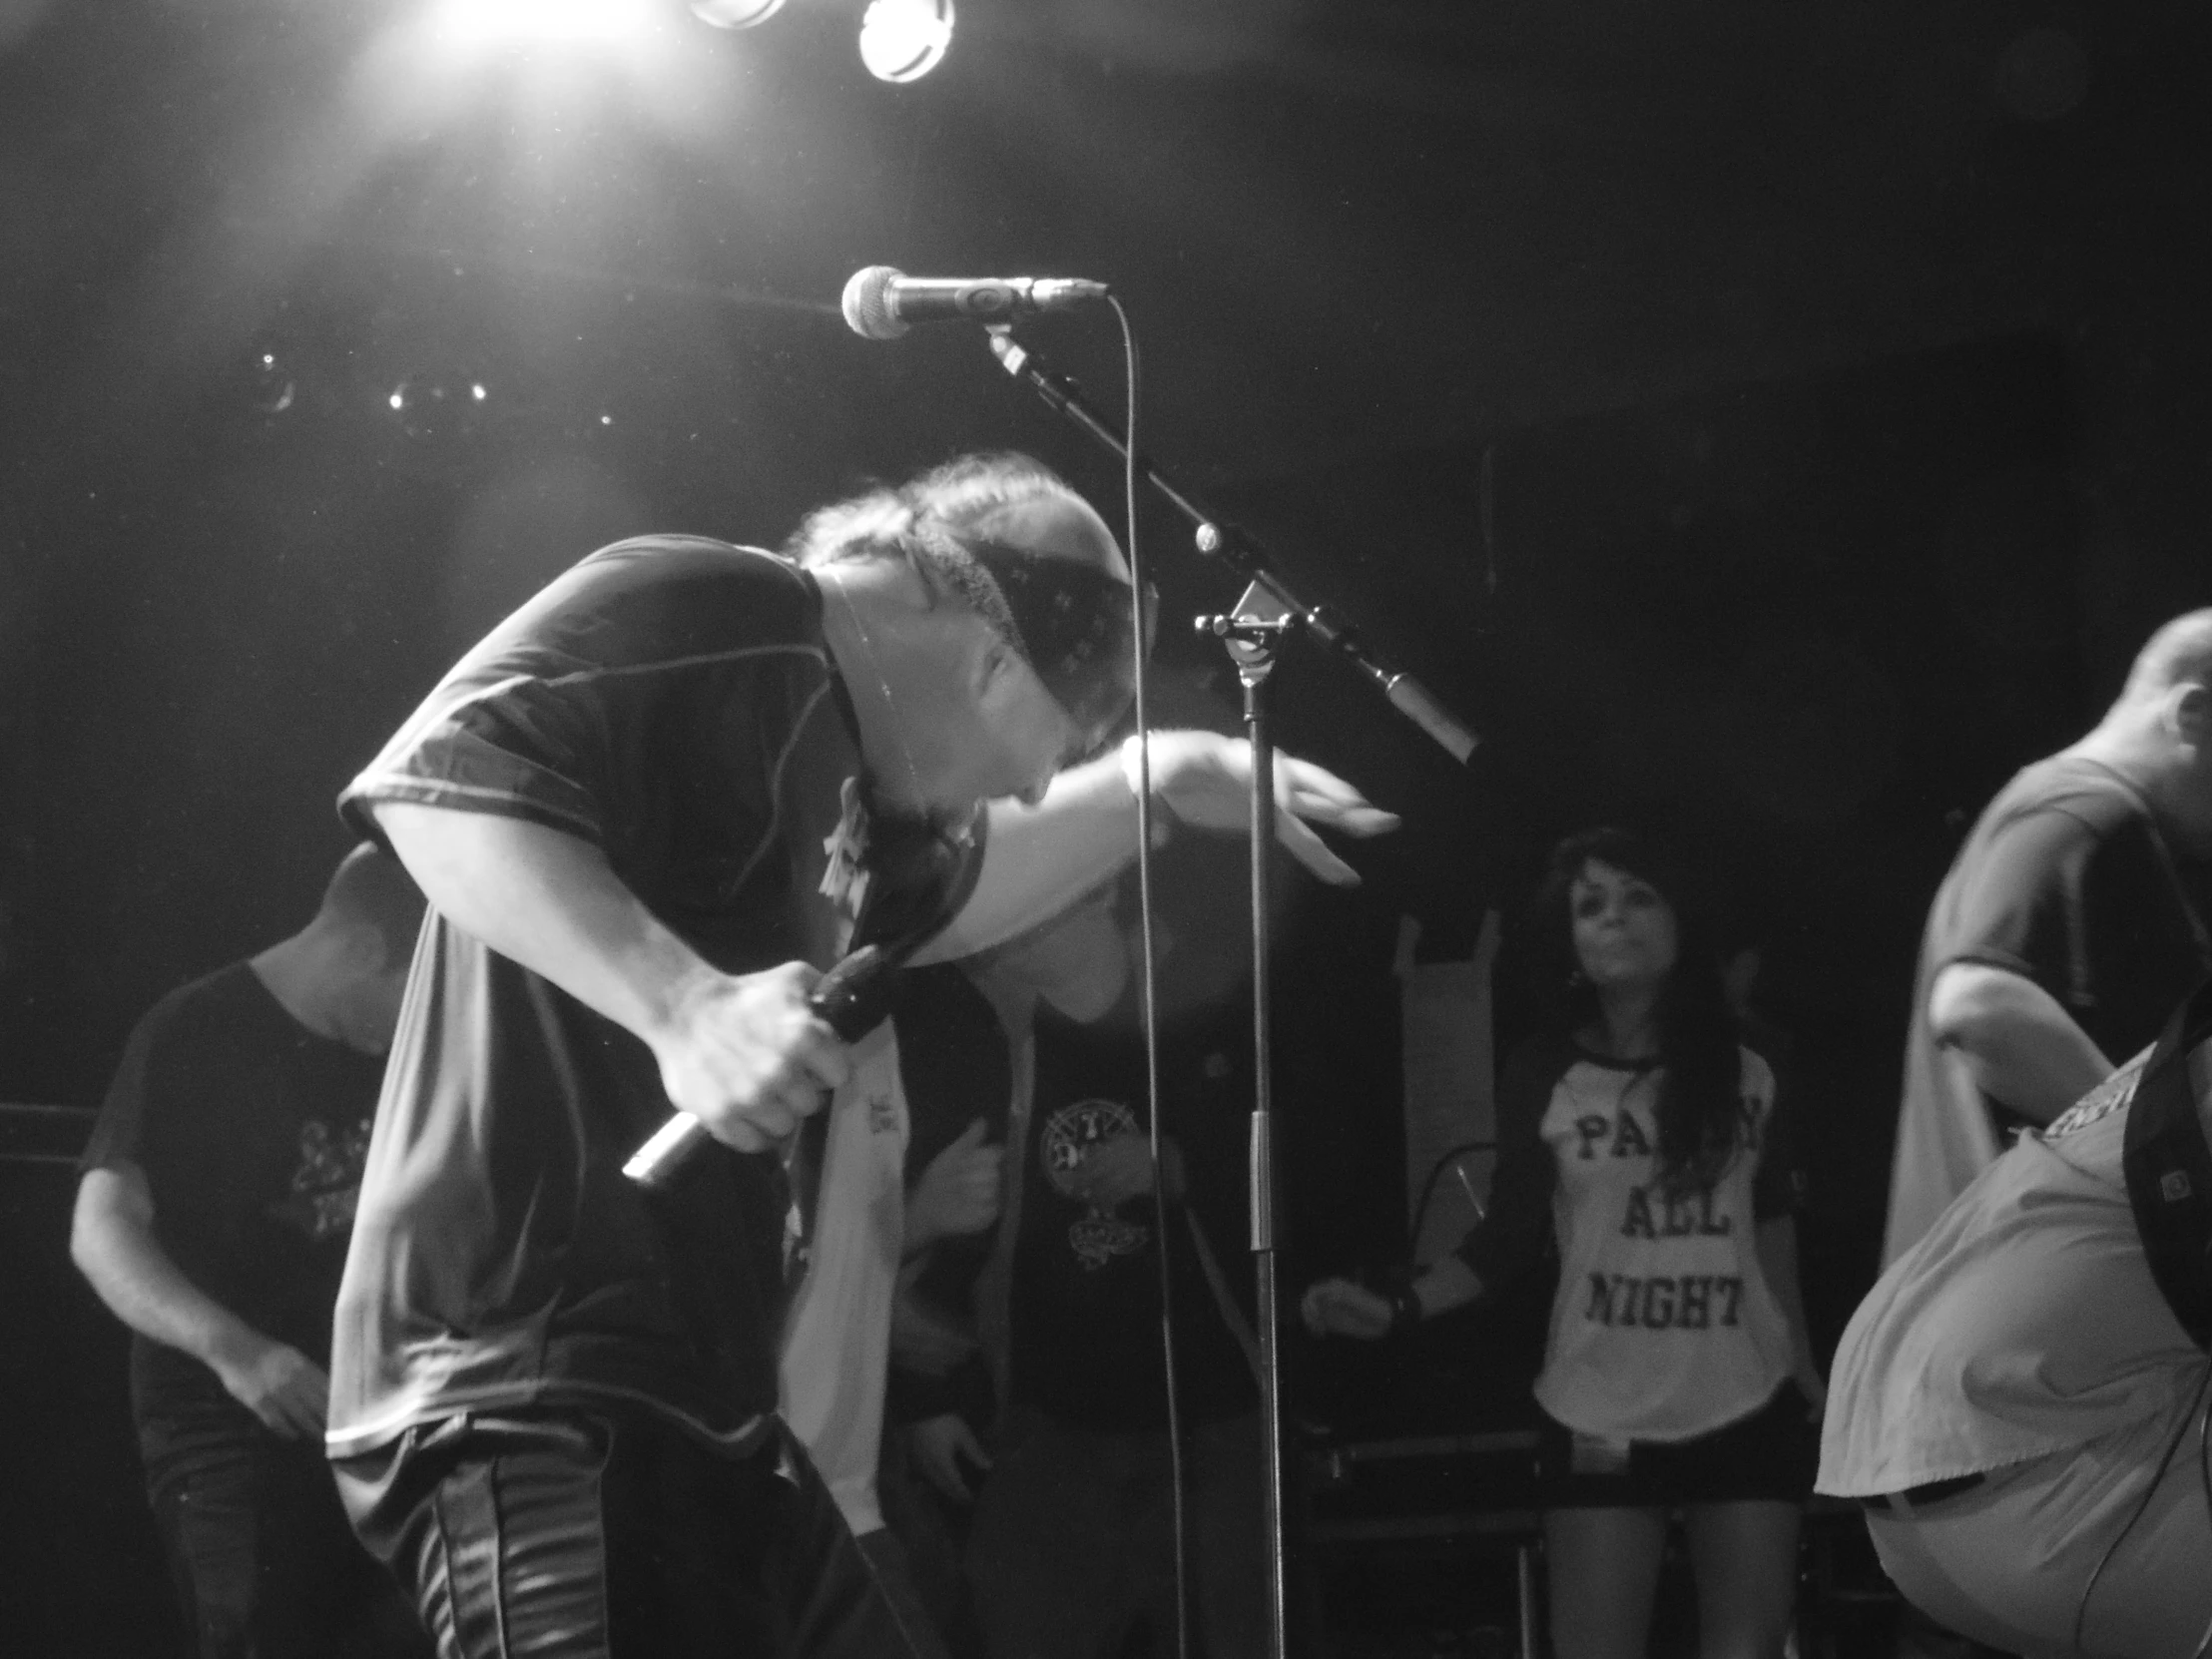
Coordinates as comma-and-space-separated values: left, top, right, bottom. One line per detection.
2123, 973, 2212, 1350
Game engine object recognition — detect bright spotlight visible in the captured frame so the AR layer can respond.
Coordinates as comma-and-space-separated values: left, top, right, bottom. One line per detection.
858, 0, 952, 83
429, 0, 650, 47
689, 0, 786, 27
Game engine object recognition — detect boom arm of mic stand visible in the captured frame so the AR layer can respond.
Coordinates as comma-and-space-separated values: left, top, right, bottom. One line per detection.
984, 328, 1478, 766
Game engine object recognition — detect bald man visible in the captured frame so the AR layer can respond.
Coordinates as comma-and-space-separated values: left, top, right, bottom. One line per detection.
72, 845, 428, 1659
1886, 609, 2212, 1266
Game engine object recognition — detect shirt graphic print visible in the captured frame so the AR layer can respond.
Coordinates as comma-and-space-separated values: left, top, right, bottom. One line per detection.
1534, 1047, 1795, 1441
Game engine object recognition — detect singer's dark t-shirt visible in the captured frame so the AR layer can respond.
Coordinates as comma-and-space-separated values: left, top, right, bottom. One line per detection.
330, 539, 980, 1458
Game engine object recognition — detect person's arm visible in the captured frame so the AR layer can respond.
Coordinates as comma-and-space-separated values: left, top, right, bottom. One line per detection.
917, 732, 1397, 962
904, 1119, 1004, 1256
1927, 961, 2113, 1126
1303, 1038, 1559, 1343
1301, 1236, 1486, 1340
370, 804, 849, 1151
70, 1164, 328, 1438
1754, 1214, 1827, 1414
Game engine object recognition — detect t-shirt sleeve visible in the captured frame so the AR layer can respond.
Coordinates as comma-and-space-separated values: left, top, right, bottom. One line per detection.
1453, 1037, 1562, 1294
79, 991, 189, 1182
1938, 804, 2110, 993
339, 540, 822, 853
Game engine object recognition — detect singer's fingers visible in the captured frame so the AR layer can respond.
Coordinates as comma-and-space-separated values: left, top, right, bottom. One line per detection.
758, 958, 825, 998
718, 1092, 801, 1151
787, 1017, 852, 1095
951, 1118, 990, 1150
1274, 803, 1362, 887
1300, 1286, 1331, 1336
1276, 759, 1401, 837
714, 1117, 778, 1155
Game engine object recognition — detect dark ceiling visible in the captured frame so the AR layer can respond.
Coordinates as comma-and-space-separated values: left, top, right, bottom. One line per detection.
1, 0, 2208, 1100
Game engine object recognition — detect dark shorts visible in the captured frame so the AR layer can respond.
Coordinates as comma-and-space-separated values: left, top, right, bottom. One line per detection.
1536, 1382, 1818, 1508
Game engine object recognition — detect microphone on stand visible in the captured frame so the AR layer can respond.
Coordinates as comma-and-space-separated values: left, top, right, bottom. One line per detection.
622, 943, 905, 1190
841, 265, 1109, 340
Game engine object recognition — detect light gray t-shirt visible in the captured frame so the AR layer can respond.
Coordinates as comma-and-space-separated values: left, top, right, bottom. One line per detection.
1822, 1053, 2202, 1495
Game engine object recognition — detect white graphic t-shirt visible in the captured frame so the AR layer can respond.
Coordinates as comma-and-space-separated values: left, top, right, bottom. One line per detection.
1460, 1035, 1796, 1443
779, 1021, 906, 1534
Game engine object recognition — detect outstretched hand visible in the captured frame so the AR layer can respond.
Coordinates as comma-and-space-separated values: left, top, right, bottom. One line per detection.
1131, 732, 1398, 886
212, 1333, 330, 1438
1299, 1277, 1395, 1343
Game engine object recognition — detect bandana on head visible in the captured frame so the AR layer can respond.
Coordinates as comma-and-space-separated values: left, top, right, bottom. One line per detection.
969, 539, 1153, 747
909, 526, 1152, 752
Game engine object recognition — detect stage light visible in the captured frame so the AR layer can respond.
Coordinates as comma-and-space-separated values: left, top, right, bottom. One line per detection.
857, 0, 952, 83
428, 0, 651, 47
386, 372, 492, 453
239, 338, 298, 419
689, 0, 785, 28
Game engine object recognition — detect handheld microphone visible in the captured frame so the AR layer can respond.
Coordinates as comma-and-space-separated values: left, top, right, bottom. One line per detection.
840, 266, 1109, 340
622, 943, 905, 1190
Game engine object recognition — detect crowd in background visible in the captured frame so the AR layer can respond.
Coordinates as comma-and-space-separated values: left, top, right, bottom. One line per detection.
59, 447, 2212, 1659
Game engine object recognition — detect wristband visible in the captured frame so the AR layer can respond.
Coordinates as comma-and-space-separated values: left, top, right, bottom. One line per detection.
1119, 733, 1150, 803
1120, 734, 1177, 838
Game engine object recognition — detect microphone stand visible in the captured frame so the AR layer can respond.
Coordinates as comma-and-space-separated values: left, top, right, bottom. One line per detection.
981, 327, 1478, 1659
984, 331, 1477, 769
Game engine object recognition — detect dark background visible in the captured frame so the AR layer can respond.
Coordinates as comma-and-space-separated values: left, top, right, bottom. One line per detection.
4, 0, 2210, 1651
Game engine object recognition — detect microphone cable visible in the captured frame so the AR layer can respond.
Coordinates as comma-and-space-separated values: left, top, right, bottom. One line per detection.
1109, 292, 1195, 1659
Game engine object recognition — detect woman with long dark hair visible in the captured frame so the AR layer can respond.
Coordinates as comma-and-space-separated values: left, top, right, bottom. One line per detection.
1304, 828, 1826, 1659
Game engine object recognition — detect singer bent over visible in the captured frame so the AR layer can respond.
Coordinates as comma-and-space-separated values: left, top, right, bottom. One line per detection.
326, 450, 1396, 1659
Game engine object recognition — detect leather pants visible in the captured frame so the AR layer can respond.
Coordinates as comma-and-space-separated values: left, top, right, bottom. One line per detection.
337, 1407, 937, 1659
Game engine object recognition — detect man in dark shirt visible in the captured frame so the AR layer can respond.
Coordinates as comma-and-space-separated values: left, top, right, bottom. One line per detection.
71, 844, 428, 1659
1886, 608, 2212, 1265
891, 862, 1267, 1659
329, 452, 1393, 1659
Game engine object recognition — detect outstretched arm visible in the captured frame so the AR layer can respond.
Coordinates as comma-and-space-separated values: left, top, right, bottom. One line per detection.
921, 732, 1398, 962
1928, 961, 2112, 1127
370, 804, 849, 1151
72, 1164, 328, 1438
1302, 1256, 1485, 1342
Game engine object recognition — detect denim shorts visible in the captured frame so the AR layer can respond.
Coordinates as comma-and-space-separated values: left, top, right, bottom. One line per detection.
1535, 1382, 1819, 1507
